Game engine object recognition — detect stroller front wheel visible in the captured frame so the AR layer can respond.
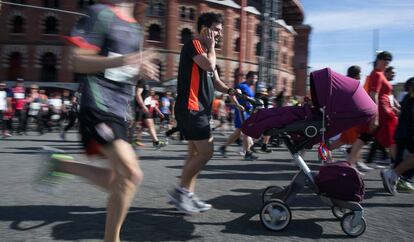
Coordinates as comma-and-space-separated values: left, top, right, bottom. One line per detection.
340, 212, 366, 237
260, 199, 291, 231
262, 186, 285, 203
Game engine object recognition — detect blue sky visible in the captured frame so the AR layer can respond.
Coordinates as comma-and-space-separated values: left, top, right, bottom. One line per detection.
301, 0, 413, 84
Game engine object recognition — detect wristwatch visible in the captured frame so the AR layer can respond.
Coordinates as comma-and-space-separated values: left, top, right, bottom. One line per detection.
227, 88, 237, 96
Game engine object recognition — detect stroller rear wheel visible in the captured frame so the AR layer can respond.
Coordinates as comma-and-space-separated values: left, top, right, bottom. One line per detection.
340, 212, 366, 237
262, 186, 284, 203
331, 206, 352, 219
260, 199, 291, 231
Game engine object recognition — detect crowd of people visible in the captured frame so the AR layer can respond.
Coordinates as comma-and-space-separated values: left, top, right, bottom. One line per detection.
0, 79, 79, 138
1, 2, 412, 241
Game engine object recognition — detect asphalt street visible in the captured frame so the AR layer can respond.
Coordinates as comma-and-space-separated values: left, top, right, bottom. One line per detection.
0, 131, 413, 242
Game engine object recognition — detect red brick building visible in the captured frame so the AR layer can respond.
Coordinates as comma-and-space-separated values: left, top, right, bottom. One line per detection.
0, 0, 310, 96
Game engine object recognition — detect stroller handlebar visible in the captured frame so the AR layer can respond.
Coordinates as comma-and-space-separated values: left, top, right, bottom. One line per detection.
235, 93, 264, 107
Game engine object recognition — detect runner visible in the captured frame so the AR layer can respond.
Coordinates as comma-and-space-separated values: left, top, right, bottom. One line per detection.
35, 2, 159, 242
167, 12, 242, 213
0, 82, 12, 138
134, 81, 167, 148
219, 71, 259, 160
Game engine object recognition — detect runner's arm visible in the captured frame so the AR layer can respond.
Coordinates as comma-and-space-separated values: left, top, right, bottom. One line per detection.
72, 48, 124, 74
212, 70, 243, 110
192, 48, 216, 72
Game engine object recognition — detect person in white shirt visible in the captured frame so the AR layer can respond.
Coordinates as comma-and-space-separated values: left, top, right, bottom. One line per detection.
0, 82, 12, 137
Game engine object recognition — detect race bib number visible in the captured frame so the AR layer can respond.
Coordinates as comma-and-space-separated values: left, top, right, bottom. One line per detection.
104, 52, 138, 82
14, 93, 25, 99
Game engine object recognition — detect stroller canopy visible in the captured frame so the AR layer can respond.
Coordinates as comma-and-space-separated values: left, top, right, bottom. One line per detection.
310, 68, 377, 137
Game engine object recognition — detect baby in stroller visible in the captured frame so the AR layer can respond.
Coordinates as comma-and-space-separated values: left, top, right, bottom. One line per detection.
241, 68, 377, 237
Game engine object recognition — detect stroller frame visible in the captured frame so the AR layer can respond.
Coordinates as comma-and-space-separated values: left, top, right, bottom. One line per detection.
259, 118, 367, 237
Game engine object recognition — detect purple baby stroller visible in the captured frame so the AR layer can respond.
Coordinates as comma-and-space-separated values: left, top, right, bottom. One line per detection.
241, 68, 377, 237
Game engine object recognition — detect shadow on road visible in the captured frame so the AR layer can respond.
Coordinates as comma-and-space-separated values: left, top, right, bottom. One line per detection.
0, 205, 199, 241
202, 188, 356, 239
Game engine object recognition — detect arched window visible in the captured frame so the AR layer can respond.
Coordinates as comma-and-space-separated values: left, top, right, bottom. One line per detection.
7, 52, 23, 81
11, 16, 24, 33
255, 42, 262, 56
44, 16, 58, 34
41, 52, 57, 82
234, 38, 240, 52
148, 24, 162, 41
180, 28, 193, 44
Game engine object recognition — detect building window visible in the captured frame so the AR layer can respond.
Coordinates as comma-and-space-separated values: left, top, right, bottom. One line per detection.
180, 28, 193, 44
147, 0, 165, 17
77, 0, 95, 9
235, 18, 241, 30
189, 8, 195, 20
7, 52, 23, 81
180, 7, 195, 20
234, 38, 240, 52
11, 16, 24, 33
44, 0, 59, 8
44, 16, 58, 34
255, 42, 262, 56
282, 53, 288, 64
180, 6, 186, 19
256, 25, 262, 36
148, 24, 162, 41
41, 52, 57, 82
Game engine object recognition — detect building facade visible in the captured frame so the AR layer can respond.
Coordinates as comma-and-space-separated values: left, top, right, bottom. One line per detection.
0, 0, 310, 97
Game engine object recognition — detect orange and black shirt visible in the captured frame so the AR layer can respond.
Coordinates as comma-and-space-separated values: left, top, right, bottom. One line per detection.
175, 39, 215, 115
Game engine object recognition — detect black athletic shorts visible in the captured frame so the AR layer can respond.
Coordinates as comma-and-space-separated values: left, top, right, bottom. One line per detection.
79, 109, 128, 155
175, 110, 211, 141
135, 109, 152, 121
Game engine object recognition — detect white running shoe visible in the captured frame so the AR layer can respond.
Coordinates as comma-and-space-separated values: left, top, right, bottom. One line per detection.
380, 169, 398, 195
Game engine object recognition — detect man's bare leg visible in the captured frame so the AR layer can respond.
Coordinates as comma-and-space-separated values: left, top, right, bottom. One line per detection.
180, 137, 214, 192
144, 118, 159, 142
55, 159, 115, 190
348, 139, 365, 165
100, 140, 143, 242
223, 129, 241, 147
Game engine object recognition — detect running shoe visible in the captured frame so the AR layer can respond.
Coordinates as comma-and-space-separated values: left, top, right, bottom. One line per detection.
396, 179, 414, 193
244, 151, 258, 161
134, 140, 145, 147
260, 145, 272, 153
167, 188, 200, 214
153, 140, 167, 150
191, 194, 212, 212
219, 145, 227, 158
356, 161, 374, 172
380, 169, 398, 195
34, 147, 72, 194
